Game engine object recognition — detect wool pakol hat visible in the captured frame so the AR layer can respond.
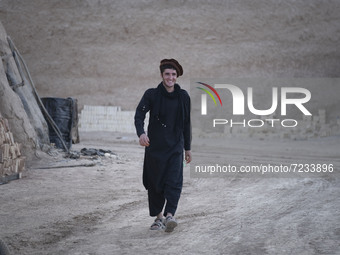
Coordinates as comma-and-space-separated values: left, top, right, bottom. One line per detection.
160, 58, 183, 77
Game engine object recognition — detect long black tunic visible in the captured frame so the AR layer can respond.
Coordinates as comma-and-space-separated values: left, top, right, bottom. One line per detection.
134, 83, 191, 192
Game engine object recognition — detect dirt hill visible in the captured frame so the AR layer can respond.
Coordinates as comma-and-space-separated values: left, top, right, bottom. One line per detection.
0, 0, 339, 110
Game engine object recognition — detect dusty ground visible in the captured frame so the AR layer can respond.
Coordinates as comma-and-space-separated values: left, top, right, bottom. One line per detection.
1, 131, 339, 255
0, 1, 340, 254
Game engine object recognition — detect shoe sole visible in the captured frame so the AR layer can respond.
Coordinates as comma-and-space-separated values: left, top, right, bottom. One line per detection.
165, 220, 177, 232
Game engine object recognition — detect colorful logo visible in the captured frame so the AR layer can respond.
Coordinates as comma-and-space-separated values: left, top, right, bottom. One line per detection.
196, 82, 223, 106
196, 82, 223, 115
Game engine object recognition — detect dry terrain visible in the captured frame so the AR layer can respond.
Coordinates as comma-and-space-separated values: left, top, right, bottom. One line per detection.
0, 0, 339, 110
1, 131, 340, 254
0, 1, 339, 254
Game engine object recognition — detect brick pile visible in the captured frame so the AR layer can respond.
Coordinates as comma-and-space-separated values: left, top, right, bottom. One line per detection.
79, 105, 148, 133
0, 112, 25, 183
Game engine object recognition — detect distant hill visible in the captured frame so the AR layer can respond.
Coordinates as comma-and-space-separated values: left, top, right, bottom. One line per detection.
0, 0, 339, 110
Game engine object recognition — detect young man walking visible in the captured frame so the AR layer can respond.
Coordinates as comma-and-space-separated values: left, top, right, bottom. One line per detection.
134, 58, 192, 232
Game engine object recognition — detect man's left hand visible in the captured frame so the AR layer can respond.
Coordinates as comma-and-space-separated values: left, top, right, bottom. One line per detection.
185, 150, 192, 164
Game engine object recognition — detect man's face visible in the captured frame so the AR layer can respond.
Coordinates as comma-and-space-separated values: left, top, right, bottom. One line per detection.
161, 68, 177, 89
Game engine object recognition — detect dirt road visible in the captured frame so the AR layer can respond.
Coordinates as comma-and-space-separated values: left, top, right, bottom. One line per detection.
1, 131, 339, 254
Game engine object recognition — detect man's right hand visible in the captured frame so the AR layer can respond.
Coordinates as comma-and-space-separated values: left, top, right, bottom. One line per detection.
139, 133, 150, 147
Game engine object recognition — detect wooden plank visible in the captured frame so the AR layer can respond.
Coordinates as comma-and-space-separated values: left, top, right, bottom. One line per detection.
0, 118, 10, 132
0, 120, 5, 145
13, 142, 21, 157
14, 157, 25, 172
10, 145, 17, 159
9, 132, 14, 145
1, 144, 9, 159
0, 130, 4, 144
4, 132, 11, 144
0, 162, 3, 176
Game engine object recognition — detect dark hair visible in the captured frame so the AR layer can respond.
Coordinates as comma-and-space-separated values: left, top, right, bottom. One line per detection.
160, 64, 177, 74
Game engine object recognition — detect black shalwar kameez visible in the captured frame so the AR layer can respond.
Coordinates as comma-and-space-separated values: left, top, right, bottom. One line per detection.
134, 83, 191, 217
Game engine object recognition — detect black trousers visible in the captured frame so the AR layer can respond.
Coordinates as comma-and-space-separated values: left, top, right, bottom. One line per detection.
148, 182, 182, 217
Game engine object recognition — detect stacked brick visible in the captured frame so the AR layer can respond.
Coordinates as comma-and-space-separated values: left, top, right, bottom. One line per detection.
0, 113, 25, 182
79, 105, 148, 133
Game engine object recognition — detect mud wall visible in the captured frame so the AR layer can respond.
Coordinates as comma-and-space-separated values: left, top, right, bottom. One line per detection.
0, 22, 47, 162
